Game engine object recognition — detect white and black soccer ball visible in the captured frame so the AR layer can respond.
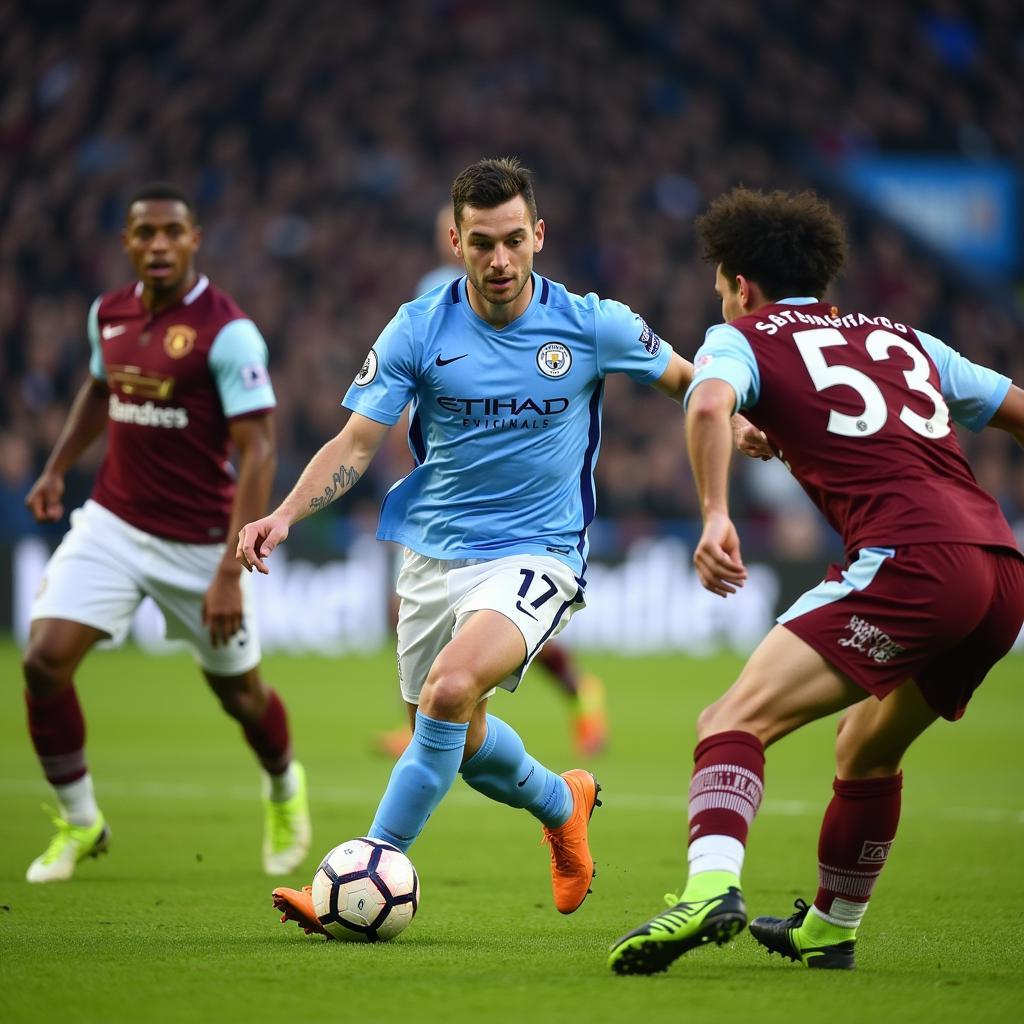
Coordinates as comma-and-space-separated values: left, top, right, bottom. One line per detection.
311, 837, 419, 942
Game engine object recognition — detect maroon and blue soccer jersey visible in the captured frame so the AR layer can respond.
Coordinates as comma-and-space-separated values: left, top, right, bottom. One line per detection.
687, 298, 1022, 715
87, 275, 276, 543
687, 299, 1019, 558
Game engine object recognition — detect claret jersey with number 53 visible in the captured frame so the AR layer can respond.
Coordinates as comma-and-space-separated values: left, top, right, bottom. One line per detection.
686, 298, 1019, 558
342, 274, 673, 576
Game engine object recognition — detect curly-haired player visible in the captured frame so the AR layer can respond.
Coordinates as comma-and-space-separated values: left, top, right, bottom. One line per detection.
609, 187, 1024, 975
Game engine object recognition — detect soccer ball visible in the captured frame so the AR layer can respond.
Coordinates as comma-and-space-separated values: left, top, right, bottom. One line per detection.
311, 837, 419, 942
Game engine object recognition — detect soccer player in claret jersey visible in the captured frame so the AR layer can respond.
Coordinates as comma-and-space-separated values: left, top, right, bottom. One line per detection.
22, 183, 310, 882
238, 157, 720, 933
608, 187, 1024, 975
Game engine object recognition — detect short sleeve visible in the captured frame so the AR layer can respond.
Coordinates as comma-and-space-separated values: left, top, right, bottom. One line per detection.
208, 319, 277, 418
592, 299, 673, 383
684, 324, 761, 413
342, 309, 419, 425
87, 298, 105, 380
915, 330, 1011, 432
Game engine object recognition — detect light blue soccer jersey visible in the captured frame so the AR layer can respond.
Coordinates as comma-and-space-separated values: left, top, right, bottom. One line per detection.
343, 274, 673, 576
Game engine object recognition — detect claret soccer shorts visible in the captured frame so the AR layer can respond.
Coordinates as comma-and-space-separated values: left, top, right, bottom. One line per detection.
778, 542, 1024, 720
31, 500, 261, 675
394, 548, 585, 704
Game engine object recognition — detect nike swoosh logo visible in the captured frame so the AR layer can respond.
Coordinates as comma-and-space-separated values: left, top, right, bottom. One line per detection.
102, 324, 127, 340
435, 353, 468, 366
517, 766, 535, 788
515, 600, 538, 621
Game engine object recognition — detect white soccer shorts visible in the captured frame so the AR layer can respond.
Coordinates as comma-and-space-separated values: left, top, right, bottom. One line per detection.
31, 500, 260, 675
394, 548, 585, 704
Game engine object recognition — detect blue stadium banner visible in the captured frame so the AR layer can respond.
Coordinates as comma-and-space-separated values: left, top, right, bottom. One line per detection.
842, 158, 1018, 274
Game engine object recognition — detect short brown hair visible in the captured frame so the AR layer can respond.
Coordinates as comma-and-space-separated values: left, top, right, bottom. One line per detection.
450, 157, 538, 228
696, 187, 847, 299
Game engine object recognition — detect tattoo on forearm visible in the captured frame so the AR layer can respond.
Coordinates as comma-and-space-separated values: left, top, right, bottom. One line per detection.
309, 465, 361, 512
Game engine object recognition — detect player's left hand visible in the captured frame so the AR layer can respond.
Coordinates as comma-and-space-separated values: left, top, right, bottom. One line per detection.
732, 415, 773, 460
202, 566, 245, 647
694, 511, 747, 598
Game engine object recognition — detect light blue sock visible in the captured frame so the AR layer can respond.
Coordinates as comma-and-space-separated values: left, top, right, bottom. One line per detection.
460, 714, 572, 828
368, 711, 468, 852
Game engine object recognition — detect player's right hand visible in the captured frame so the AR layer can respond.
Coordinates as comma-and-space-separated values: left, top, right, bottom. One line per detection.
693, 511, 747, 598
25, 471, 65, 523
236, 514, 290, 575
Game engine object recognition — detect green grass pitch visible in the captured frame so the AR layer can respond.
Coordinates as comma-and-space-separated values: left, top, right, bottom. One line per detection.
1, 639, 1021, 1023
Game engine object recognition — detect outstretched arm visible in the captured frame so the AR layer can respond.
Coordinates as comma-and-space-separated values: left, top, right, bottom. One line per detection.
25, 375, 108, 522
236, 411, 390, 574
651, 351, 694, 403
654, 351, 773, 459
686, 378, 747, 598
988, 383, 1024, 448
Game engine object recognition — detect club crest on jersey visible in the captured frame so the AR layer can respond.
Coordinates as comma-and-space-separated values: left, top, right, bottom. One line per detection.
536, 342, 572, 378
163, 324, 197, 359
355, 349, 378, 387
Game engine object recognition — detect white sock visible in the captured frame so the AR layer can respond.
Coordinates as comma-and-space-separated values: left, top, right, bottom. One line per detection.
687, 834, 745, 877
55, 774, 99, 827
811, 898, 866, 931
267, 762, 299, 802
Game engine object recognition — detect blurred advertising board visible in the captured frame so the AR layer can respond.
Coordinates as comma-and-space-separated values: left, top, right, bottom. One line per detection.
842, 157, 1018, 275
7, 532, 1022, 655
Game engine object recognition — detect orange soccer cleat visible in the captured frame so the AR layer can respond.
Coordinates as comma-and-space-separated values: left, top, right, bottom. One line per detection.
272, 885, 332, 939
541, 769, 601, 914
573, 673, 609, 757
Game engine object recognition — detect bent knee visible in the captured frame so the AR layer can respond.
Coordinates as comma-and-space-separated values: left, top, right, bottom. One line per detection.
421, 665, 481, 720
206, 672, 266, 721
695, 702, 722, 739
835, 733, 904, 779
696, 691, 778, 747
22, 644, 74, 694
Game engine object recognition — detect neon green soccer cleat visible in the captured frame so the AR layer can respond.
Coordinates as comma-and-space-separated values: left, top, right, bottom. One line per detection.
262, 762, 312, 876
26, 806, 110, 883
608, 886, 747, 975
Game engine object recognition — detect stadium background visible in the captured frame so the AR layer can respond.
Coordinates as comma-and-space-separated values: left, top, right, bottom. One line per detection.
2, 0, 1022, 652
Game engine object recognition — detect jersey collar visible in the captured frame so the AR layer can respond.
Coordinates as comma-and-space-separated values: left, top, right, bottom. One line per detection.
458, 272, 544, 333
132, 274, 209, 307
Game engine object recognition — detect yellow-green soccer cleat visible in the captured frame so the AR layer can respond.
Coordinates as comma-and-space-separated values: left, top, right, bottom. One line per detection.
749, 898, 856, 969
262, 762, 312, 876
26, 806, 110, 883
608, 886, 747, 975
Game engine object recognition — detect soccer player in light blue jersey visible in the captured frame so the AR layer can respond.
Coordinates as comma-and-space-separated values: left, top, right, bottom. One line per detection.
374, 202, 611, 761
237, 157, 724, 933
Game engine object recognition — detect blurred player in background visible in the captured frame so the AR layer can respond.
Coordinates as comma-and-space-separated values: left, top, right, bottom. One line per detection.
21, 183, 310, 882
375, 203, 608, 761
609, 188, 1024, 975
239, 157, 725, 934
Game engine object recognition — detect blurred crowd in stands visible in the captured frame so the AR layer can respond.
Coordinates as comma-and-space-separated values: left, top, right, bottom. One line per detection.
2, 0, 1022, 556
